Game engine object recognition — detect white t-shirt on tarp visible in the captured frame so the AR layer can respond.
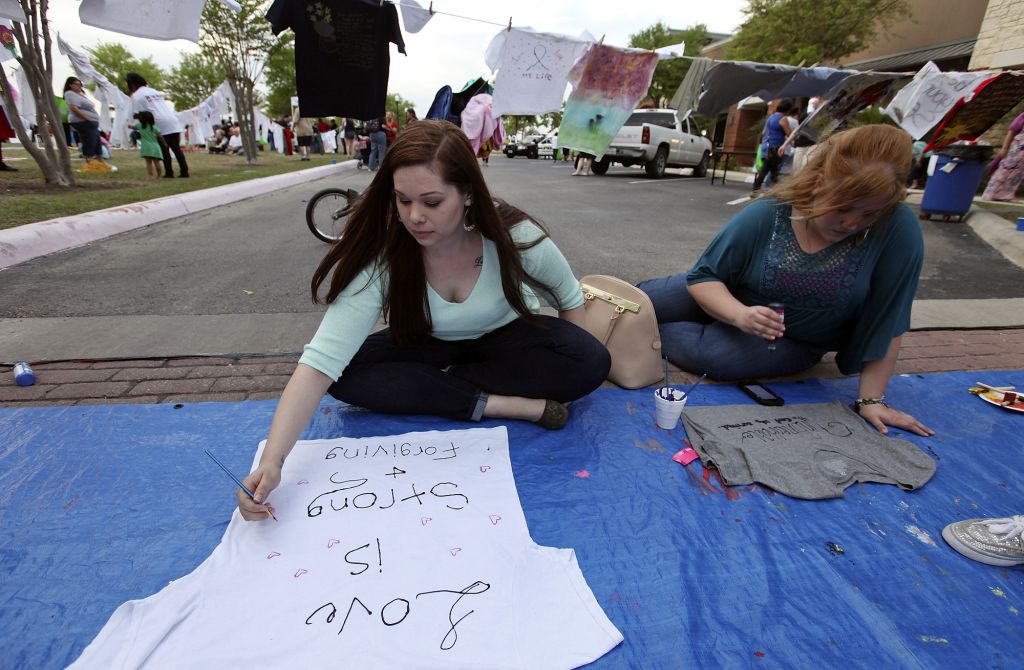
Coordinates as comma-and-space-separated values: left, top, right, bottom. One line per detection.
69, 427, 623, 669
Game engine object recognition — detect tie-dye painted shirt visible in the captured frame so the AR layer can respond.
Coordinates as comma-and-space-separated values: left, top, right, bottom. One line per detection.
687, 199, 923, 374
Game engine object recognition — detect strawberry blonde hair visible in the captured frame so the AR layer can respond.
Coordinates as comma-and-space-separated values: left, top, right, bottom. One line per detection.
770, 124, 912, 222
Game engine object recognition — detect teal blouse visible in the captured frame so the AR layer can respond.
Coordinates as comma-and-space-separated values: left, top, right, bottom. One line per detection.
687, 198, 923, 375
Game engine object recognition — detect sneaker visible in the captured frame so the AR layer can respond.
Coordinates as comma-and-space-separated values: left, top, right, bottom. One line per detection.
942, 516, 1024, 566
0, 161, 17, 171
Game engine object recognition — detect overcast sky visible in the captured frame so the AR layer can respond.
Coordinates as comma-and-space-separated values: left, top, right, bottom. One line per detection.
13, 0, 748, 116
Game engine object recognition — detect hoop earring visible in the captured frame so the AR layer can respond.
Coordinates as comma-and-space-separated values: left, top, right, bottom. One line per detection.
462, 206, 475, 232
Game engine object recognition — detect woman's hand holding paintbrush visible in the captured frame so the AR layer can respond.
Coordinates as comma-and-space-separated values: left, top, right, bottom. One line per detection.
236, 463, 282, 522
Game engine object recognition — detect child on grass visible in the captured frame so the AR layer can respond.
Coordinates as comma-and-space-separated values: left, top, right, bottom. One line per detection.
133, 111, 167, 180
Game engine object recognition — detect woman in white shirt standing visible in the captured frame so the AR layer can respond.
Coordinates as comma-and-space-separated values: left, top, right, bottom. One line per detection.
125, 72, 189, 178
237, 120, 609, 521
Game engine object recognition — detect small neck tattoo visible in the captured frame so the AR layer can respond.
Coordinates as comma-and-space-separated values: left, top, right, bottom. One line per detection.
473, 256, 483, 268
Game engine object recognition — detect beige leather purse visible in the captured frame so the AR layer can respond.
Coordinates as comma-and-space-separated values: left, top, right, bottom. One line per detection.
580, 275, 663, 389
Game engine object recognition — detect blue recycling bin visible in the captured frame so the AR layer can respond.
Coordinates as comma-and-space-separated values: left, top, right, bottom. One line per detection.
919, 145, 994, 222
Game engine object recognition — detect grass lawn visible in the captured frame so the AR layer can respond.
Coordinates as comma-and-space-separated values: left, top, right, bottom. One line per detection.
0, 144, 354, 230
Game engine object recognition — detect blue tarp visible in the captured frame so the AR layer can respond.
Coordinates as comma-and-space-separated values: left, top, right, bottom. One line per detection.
2, 370, 1023, 668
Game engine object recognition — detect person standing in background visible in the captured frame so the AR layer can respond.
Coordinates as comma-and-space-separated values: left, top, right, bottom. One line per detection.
366, 115, 387, 171
292, 108, 315, 161
126, 72, 189, 178
343, 117, 356, 156
982, 110, 1024, 202
384, 111, 399, 147
63, 77, 113, 173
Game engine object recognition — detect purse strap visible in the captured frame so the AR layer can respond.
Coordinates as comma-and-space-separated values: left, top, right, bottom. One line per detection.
580, 283, 641, 313
582, 282, 639, 345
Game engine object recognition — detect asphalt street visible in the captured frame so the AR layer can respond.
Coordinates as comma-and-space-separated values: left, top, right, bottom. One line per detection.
2, 156, 1023, 360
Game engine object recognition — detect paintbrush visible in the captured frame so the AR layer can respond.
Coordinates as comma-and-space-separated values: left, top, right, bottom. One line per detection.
681, 373, 707, 400
976, 382, 1015, 393
204, 449, 277, 521
662, 356, 672, 400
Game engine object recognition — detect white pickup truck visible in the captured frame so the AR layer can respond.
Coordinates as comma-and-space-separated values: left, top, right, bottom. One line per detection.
594, 108, 712, 179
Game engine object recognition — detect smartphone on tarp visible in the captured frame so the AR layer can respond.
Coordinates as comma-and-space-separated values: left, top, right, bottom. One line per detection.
737, 382, 784, 406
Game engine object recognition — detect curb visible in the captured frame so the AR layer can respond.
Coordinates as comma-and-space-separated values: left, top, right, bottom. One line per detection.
0, 160, 356, 270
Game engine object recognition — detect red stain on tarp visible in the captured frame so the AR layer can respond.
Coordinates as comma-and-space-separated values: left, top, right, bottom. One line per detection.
754, 651, 766, 658
705, 466, 742, 501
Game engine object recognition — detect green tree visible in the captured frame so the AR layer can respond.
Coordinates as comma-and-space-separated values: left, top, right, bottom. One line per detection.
629, 22, 710, 107
0, 0, 76, 185
262, 41, 295, 117
726, 0, 912, 65
84, 41, 165, 93
165, 51, 224, 111
502, 115, 542, 139
199, 0, 287, 163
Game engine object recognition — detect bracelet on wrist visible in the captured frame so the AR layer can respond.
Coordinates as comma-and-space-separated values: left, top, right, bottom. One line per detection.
852, 396, 887, 413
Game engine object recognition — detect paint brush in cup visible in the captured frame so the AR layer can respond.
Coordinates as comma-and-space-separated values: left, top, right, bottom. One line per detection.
662, 356, 673, 400
681, 373, 707, 401
204, 449, 277, 521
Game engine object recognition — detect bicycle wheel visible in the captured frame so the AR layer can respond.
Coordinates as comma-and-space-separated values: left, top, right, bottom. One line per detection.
306, 188, 358, 243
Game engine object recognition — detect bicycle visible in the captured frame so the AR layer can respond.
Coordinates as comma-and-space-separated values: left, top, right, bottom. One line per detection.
305, 187, 360, 243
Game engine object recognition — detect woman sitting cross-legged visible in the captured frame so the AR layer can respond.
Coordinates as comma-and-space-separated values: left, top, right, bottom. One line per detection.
237, 120, 610, 521
638, 124, 934, 437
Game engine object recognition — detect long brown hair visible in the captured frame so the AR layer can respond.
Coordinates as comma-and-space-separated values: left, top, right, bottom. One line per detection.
770, 124, 912, 223
311, 120, 560, 345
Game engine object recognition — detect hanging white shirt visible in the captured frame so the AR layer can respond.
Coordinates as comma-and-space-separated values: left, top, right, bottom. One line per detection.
78, 0, 240, 42
130, 85, 183, 135
485, 27, 592, 117
69, 427, 622, 669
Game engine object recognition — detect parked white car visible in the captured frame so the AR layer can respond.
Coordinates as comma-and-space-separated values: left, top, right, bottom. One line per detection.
538, 129, 558, 158
595, 108, 712, 179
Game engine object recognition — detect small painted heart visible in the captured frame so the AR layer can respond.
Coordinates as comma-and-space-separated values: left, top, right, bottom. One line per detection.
327, 539, 340, 548
266, 551, 281, 559
489, 515, 502, 525
479, 465, 491, 472
449, 547, 462, 556
421, 517, 432, 526
294, 569, 308, 578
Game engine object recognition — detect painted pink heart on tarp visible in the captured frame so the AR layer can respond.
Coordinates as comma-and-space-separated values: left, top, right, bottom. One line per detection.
266, 551, 281, 559
294, 569, 308, 578
327, 539, 340, 548
421, 517, 432, 526
489, 515, 502, 525
449, 547, 461, 556
479, 465, 491, 473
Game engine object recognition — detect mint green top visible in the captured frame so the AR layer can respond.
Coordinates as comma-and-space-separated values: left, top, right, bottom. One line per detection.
299, 221, 584, 381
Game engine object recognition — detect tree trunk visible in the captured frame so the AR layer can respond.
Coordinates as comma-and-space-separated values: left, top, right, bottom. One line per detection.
1, 2, 75, 186
227, 76, 258, 164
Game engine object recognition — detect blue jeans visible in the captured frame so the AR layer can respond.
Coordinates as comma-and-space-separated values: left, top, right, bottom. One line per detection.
328, 316, 610, 421
637, 273, 825, 381
368, 130, 387, 170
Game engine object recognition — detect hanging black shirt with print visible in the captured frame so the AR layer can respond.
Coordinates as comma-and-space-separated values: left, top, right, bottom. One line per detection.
267, 0, 406, 119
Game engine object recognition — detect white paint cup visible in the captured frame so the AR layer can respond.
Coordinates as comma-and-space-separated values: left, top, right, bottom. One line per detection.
654, 388, 687, 429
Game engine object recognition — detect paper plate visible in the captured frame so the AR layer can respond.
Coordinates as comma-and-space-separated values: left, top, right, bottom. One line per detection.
978, 390, 1024, 413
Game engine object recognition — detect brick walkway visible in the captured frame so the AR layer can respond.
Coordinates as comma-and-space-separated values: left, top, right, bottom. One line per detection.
2, 330, 1023, 407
